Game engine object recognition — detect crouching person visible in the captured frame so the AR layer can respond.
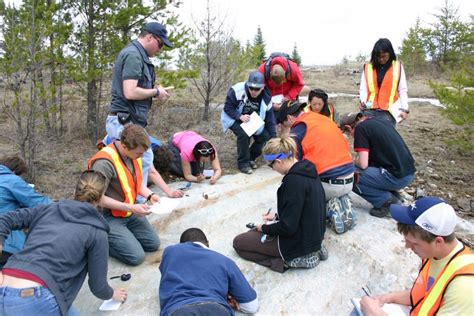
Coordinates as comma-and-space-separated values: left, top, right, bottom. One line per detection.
233, 136, 327, 273
0, 170, 127, 316
159, 228, 258, 316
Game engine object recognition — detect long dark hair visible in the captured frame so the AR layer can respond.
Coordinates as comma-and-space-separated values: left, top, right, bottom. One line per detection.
308, 88, 331, 118
370, 38, 397, 67
193, 141, 216, 161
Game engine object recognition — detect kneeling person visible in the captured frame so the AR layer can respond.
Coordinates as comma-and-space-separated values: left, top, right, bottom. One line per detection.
159, 228, 258, 315
89, 124, 161, 266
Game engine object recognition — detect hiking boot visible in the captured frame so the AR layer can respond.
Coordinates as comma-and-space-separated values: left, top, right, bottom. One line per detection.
249, 161, 258, 169
286, 252, 320, 269
317, 244, 329, 261
239, 166, 253, 174
369, 205, 390, 218
327, 198, 345, 234
339, 194, 357, 230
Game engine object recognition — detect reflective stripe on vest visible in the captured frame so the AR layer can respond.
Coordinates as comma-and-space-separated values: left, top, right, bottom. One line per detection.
328, 103, 335, 122
365, 61, 401, 110
88, 144, 143, 217
410, 246, 474, 315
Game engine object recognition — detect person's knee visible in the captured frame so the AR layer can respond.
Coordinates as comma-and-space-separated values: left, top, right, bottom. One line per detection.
125, 251, 146, 266
144, 236, 161, 252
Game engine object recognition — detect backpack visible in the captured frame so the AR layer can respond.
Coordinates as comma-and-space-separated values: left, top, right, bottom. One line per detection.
263, 52, 293, 80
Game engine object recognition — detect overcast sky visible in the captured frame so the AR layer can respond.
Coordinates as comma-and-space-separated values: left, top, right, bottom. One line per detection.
174, 0, 473, 66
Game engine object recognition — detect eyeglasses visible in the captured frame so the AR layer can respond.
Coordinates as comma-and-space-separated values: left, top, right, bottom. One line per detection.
249, 86, 262, 92
197, 147, 214, 155
153, 35, 164, 49
267, 153, 283, 169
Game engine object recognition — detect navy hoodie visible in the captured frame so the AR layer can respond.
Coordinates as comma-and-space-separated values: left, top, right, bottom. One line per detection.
0, 200, 113, 315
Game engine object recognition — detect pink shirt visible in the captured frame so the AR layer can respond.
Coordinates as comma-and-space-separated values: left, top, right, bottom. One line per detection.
172, 131, 207, 162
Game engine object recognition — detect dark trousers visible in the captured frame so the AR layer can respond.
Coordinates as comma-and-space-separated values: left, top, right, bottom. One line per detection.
170, 302, 231, 316
361, 109, 396, 126
233, 230, 285, 273
229, 121, 270, 169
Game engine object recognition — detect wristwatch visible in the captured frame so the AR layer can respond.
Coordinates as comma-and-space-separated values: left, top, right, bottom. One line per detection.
154, 88, 160, 97
146, 192, 156, 201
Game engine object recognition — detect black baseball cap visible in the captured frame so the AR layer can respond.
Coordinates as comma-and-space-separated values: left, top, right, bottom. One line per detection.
142, 22, 173, 48
278, 100, 306, 123
247, 71, 265, 89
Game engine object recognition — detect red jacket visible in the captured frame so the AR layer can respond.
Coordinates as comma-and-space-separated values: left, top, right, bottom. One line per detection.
258, 56, 304, 101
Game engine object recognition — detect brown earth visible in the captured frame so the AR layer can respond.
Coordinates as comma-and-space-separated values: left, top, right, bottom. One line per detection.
0, 67, 472, 231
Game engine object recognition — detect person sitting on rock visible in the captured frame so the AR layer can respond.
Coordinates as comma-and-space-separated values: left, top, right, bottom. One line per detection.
278, 100, 356, 234
233, 136, 328, 273
360, 197, 473, 315
340, 112, 415, 217
221, 71, 276, 174
304, 88, 337, 122
0, 170, 127, 315
159, 228, 258, 315
0, 154, 53, 268
168, 131, 222, 185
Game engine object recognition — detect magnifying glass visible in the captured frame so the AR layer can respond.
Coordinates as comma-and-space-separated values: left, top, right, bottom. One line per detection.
110, 273, 131, 281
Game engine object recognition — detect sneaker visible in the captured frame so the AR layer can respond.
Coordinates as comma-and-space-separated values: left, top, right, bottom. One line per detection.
239, 166, 253, 174
286, 252, 320, 269
249, 161, 258, 169
317, 244, 329, 261
327, 198, 345, 234
339, 194, 357, 230
369, 205, 390, 218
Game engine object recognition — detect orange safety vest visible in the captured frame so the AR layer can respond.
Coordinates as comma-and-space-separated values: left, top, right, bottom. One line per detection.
410, 245, 474, 315
293, 112, 353, 175
88, 143, 143, 218
364, 60, 401, 110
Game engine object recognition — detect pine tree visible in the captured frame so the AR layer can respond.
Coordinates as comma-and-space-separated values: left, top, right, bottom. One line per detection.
291, 43, 302, 66
399, 18, 428, 75
252, 25, 266, 66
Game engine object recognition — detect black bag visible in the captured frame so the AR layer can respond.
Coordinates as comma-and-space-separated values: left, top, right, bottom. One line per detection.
117, 112, 131, 125
263, 52, 293, 80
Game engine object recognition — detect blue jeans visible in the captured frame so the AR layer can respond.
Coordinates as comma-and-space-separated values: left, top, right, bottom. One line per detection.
354, 167, 414, 208
229, 121, 271, 169
170, 302, 232, 316
106, 214, 160, 266
105, 115, 153, 198
0, 286, 61, 316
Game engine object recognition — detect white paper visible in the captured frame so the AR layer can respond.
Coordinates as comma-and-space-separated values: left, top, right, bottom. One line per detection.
240, 112, 265, 137
388, 100, 403, 123
149, 197, 181, 215
99, 299, 122, 311
272, 94, 283, 104
203, 169, 214, 177
351, 297, 410, 316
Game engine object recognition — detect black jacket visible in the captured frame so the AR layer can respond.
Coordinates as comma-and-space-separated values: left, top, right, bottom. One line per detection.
262, 160, 326, 261
0, 200, 113, 315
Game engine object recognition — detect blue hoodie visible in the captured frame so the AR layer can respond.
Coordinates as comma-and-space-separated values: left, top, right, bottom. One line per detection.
0, 165, 52, 253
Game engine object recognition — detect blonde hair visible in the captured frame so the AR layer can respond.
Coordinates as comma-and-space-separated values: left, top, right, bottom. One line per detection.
270, 64, 285, 85
262, 136, 297, 159
74, 170, 106, 204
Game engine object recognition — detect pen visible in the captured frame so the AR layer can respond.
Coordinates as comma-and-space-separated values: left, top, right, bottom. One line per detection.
362, 286, 371, 297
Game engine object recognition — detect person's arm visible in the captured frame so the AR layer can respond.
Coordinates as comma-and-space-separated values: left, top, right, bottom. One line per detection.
353, 124, 369, 169
209, 154, 222, 185
359, 69, 368, 106
264, 108, 277, 138
285, 62, 304, 100
227, 261, 259, 314
99, 195, 151, 216
398, 65, 409, 121
290, 123, 306, 161
354, 151, 369, 169
86, 230, 115, 300
181, 160, 204, 183
0, 205, 43, 243
148, 165, 183, 198
360, 290, 410, 316
223, 87, 240, 120
10, 178, 53, 208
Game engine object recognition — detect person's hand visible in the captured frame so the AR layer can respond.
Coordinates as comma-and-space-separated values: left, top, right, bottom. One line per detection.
359, 101, 367, 110
272, 102, 282, 111
156, 86, 170, 101
195, 174, 205, 182
240, 114, 251, 123
209, 176, 218, 185
227, 294, 240, 311
168, 190, 184, 198
112, 288, 128, 303
399, 111, 408, 122
256, 224, 263, 232
129, 204, 151, 216
360, 296, 387, 316
262, 212, 276, 223
149, 194, 160, 204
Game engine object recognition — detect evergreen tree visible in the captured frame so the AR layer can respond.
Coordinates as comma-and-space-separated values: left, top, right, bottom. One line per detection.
291, 43, 302, 66
399, 18, 428, 75
252, 25, 266, 66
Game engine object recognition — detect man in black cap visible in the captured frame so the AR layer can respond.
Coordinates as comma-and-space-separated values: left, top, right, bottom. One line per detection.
221, 71, 276, 174
106, 21, 173, 200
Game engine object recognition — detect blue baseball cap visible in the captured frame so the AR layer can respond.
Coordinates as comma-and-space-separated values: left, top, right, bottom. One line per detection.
390, 197, 458, 236
143, 22, 173, 48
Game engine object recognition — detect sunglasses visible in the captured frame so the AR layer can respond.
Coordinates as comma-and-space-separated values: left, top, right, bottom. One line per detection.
197, 147, 214, 155
153, 35, 164, 49
267, 153, 284, 169
249, 86, 262, 92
